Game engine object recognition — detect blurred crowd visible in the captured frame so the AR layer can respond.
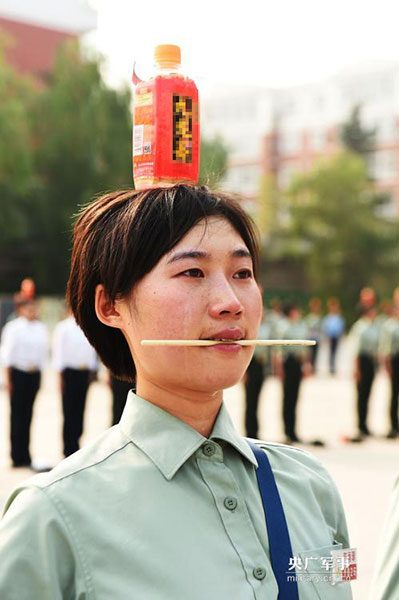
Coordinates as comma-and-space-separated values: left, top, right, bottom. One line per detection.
245, 287, 399, 445
0, 279, 131, 471
0, 280, 398, 470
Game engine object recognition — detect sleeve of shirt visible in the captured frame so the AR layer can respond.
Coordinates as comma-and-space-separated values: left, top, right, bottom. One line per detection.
0, 321, 15, 368
371, 477, 399, 600
297, 449, 351, 548
379, 322, 392, 359
321, 463, 351, 549
348, 320, 362, 357
0, 486, 87, 600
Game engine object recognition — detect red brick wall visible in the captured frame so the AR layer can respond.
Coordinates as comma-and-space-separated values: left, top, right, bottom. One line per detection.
0, 16, 74, 77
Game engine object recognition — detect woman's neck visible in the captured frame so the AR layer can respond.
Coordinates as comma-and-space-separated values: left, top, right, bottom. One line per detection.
136, 379, 223, 438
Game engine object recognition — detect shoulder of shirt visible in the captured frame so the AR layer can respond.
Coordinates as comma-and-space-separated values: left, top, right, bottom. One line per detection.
9, 425, 132, 496
252, 439, 335, 486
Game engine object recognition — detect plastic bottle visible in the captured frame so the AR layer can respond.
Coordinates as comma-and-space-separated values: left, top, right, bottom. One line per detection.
133, 44, 200, 189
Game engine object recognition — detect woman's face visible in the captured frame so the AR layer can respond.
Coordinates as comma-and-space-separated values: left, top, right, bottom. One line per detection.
116, 217, 263, 394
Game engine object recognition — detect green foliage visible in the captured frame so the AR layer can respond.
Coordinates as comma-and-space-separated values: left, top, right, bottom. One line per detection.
286, 152, 398, 315
198, 135, 228, 188
341, 104, 376, 156
0, 39, 230, 293
0, 40, 133, 293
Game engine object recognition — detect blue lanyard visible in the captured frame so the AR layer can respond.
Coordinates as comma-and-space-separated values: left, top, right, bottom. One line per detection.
247, 440, 299, 600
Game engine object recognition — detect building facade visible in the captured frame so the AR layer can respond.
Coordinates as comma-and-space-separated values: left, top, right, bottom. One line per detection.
202, 61, 399, 218
0, 0, 96, 78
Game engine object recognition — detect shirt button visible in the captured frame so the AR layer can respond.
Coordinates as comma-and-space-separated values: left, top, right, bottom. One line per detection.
224, 496, 238, 511
202, 443, 216, 457
253, 567, 266, 580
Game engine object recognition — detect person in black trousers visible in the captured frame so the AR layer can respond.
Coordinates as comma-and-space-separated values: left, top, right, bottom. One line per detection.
274, 303, 311, 444
350, 306, 380, 441
9, 369, 41, 466
0, 299, 47, 468
381, 305, 399, 438
244, 315, 271, 439
61, 368, 93, 456
53, 314, 98, 457
244, 355, 265, 438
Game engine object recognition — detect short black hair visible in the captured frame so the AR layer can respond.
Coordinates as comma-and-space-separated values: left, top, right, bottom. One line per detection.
67, 185, 260, 381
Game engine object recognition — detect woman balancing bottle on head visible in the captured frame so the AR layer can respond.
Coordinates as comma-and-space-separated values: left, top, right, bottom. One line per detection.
133, 44, 200, 189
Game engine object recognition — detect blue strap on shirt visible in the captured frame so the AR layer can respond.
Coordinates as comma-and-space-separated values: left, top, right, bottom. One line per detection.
247, 439, 299, 600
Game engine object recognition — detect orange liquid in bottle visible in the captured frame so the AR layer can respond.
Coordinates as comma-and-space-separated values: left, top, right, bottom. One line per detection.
133, 45, 199, 189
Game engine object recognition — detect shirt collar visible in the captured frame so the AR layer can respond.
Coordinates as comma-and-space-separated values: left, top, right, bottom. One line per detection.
119, 391, 257, 480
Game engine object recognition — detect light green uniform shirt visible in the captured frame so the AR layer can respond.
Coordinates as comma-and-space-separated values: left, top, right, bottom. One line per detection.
253, 321, 272, 362
279, 319, 310, 359
350, 317, 381, 359
371, 477, 399, 600
0, 392, 352, 599
305, 313, 323, 340
379, 317, 399, 358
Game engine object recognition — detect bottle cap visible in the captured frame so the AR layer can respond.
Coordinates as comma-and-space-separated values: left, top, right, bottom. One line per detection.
154, 44, 181, 67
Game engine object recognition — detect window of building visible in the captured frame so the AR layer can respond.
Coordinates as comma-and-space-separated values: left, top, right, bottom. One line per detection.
370, 150, 398, 180
376, 117, 399, 144
221, 165, 261, 196
278, 131, 301, 156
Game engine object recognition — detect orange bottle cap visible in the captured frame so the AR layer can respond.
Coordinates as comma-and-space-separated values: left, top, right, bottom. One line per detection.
154, 44, 181, 67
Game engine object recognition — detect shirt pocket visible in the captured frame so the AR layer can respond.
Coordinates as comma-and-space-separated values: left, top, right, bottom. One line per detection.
298, 543, 353, 600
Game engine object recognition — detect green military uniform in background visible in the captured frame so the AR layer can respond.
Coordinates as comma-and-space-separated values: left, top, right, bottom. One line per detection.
278, 318, 309, 443
380, 315, 399, 437
349, 315, 381, 436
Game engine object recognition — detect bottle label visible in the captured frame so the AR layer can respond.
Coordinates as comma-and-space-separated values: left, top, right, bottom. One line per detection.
133, 85, 155, 181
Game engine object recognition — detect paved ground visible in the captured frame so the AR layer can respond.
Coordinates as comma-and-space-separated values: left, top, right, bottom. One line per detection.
1, 339, 397, 599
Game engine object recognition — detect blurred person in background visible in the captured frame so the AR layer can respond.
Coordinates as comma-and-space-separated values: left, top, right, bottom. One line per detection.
375, 298, 393, 330
20, 277, 36, 301
274, 302, 312, 444
53, 312, 98, 457
380, 304, 399, 439
267, 297, 284, 338
393, 286, 399, 309
358, 286, 376, 312
244, 309, 271, 438
322, 298, 345, 375
109, 372, 132, 426
5, 279, 37, 324
0, 299, 47, 468
305, 297, 323, 371
349, 305, 380, 441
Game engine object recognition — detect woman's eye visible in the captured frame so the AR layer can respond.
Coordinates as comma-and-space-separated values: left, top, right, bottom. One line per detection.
234, 269, 253, 279
180, 268, 204, 278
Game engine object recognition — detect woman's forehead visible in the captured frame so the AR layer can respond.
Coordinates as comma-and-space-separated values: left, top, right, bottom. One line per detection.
173, 216, 246, 250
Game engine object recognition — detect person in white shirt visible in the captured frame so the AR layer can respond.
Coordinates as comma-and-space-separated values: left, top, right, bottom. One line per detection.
52, 313, 98, 457
0, 299, 47, 467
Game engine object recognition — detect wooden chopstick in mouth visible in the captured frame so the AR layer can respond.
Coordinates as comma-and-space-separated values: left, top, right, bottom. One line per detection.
141, 339, 316, 346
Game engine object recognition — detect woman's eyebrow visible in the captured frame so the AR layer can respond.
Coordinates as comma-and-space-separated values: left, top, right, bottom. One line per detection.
166, 247, 251, 264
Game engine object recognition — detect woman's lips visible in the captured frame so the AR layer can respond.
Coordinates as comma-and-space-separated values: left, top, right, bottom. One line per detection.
206, 342, 242, 354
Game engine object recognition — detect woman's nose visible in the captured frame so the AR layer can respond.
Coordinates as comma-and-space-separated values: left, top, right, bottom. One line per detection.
208, 278, 244, 318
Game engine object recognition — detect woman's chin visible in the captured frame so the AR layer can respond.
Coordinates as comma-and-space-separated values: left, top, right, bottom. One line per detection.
194, 371, 245, 393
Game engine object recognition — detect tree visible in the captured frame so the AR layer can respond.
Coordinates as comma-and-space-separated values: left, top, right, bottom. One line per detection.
198, 135, 228, 188
341, 104, 376, 156
10, 41, 132, 293
286, 152, 398, 318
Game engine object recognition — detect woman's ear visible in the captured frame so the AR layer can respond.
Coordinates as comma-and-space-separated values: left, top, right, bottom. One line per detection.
94, 284, 124, 329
